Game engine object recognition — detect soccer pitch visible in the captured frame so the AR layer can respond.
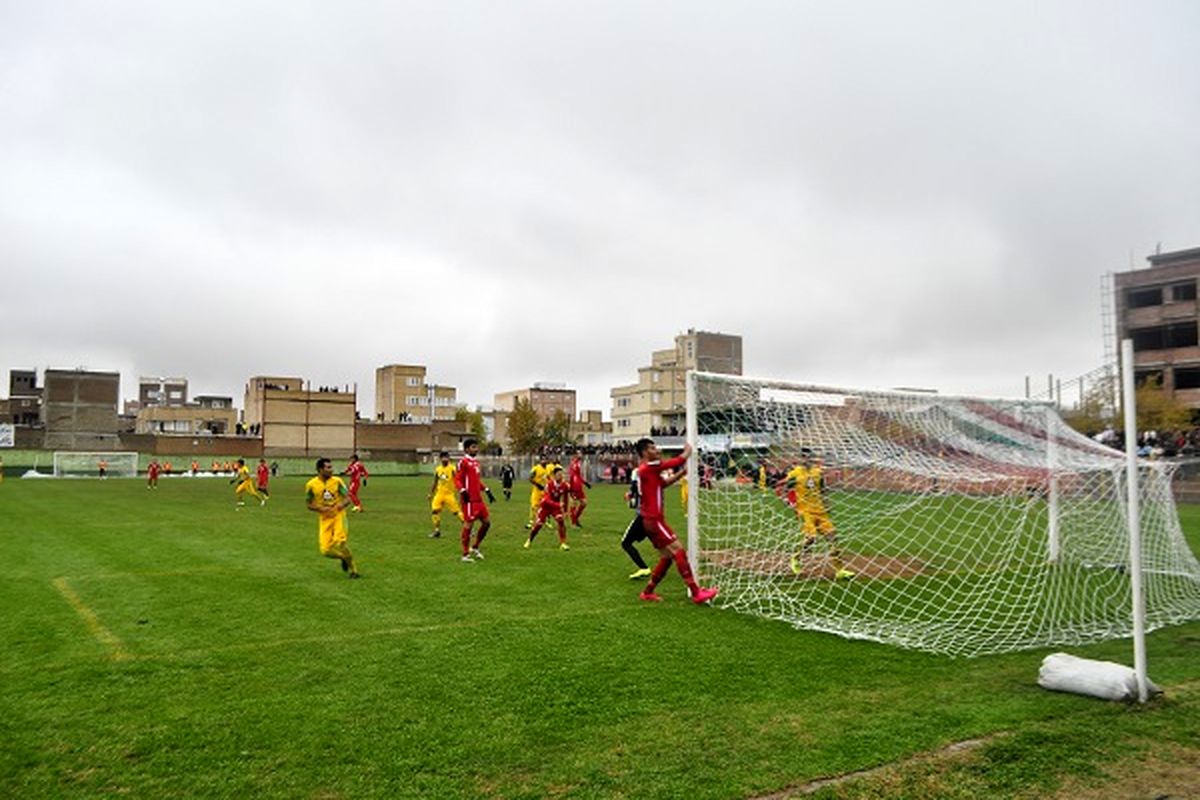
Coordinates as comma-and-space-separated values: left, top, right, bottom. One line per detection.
3, 476, 1199, 798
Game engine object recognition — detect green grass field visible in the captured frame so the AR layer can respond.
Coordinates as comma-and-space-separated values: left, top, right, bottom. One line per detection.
3, 476, 1199, 798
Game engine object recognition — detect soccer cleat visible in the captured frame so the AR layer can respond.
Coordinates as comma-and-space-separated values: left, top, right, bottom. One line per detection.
348, 572, 361, 580
341, 559, 349, 572
524, 522, 532, 530
639, 591, 663, 602
428, 530, 441, 538
522, 539, 532, 549
259, 498, 266, 506
353, 505, 362, 513
461, 555, 474, 563
628, 567, 652, 580
470, 548, 484, 560
559, 542, 570, 551
789, 554, 802, 575
835, 568, 856, 580
691, 586, 720, 604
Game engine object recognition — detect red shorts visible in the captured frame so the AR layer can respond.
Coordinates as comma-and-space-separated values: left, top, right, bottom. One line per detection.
569, 485, 586, 500
462, 500, 490, 523
643, 517, 678, 549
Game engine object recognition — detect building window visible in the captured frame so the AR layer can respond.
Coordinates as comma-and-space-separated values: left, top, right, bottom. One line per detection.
1126, 287, 1163, 309
1130, 323, 1198, 351
1172, 282, 1197, 302
1174, 367, 1200, 390
407, 376, 420, 386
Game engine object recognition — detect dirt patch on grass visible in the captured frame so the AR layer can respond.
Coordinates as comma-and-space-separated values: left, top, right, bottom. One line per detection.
704, 549, 926, 580
1044, 745, 1200, 800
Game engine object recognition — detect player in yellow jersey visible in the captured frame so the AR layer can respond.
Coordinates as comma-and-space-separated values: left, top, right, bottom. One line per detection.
231, 458, 266, 507
527, 453, 552, 529
428, 451, 463, 538
305, 457, 360, 578
785, 451, 853, 580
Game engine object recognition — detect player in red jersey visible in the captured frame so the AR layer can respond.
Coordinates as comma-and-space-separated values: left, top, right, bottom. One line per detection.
634, 438, 719, 604
524, 466, 571, 550
342, 454, 369, 511
566, 450, 592, 527
146, 459, 161, 489
256, 457, 271, 498
455, 438, 495, 562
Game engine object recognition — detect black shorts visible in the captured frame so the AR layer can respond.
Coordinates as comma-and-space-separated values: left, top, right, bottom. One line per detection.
622, 515, 647, 544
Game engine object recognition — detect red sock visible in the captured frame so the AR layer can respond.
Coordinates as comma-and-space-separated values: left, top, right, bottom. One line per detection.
672, 550, 700, 594
460, 526, 471, 555
646, 556, 672, 591
556, 519, 566, 543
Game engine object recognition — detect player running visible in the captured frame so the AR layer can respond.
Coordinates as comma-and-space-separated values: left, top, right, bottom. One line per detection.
455, 438, 495, 562
633, 439, 719, 604
342, 454, 369, 512
428, 451, 462, 538
784, 451, 853, 580
232, 458, 266, 507
305, 457, 360, 578
566, 450, 592, 527
256, 458, 271, 498
527, 453, 551, 528
524, 466, 571, 550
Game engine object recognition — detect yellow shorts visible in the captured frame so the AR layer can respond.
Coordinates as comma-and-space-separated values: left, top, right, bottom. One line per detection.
530, 489, 544, 508
431, 491, 461, 515
235, 479, 256, 496
797, 503, 835, 537
318, 513, 348, 553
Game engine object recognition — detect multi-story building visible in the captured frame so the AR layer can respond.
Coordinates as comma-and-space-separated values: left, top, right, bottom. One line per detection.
494, 384, 577, 421
41, 368, 121, 450
610, 329, 743, 439
375, 364, 458, 424
6, 369, 41, 427
243, 376, 357, 457
135, 395, 237, 436
1115, 246, 1200, 409
138, 376, 188, 407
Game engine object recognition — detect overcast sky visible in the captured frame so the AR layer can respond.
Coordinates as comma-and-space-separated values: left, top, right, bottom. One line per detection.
3, 1, 1198, 418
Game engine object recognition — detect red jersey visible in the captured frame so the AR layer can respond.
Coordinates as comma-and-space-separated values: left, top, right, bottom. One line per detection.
540, 478, 568, 511
256, 462, 270, 487
344, 461, 368, 487
455, 454, 487, 502
568, 459, 585, 491
147, 462, 160, 478
636, 454, 687, 520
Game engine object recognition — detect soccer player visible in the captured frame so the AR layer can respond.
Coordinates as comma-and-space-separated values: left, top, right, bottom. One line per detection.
499, 463, 515, 500
98, 459, 107, 479
232, 458, 266, 507
190, 460, 199, 476
304, 457, 360, 578
146, 459, 161, 489
633, 439, 719, 604
566, 450, 592, 527
524, 466, 571, 550
256, 457, 271, 498
527, 453, 551, 529
454, 438, 495, 562
621, 474, 652, 579
342, 454, 369, 512
785, 451, 853, 580
428, 451, 462, 538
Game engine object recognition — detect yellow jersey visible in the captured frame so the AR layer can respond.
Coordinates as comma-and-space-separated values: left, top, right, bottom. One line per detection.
434, 463, 457, 494
305, 475, 347, 514
237, 465, 252, 483
787, 465, 824, 502
530, 463, 551, 491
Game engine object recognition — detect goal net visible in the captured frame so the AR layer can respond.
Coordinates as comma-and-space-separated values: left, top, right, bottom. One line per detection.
687, 372, 1200, 657
53, 451, 140, 479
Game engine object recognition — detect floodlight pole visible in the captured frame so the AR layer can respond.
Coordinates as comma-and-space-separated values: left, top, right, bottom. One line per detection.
1120, 338, 1150, 703
686, 369, 699, 574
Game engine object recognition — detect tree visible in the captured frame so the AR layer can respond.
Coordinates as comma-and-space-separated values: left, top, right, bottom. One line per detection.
454, 406, 487, 441
507, 397, 543, 455
1132, 375, 1193, 433
1063, 378, 1117, 437
543, 409, 574, 448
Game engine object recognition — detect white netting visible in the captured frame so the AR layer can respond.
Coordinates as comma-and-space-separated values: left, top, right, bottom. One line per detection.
689, 372, 1200, 657
53, 451, 139, 478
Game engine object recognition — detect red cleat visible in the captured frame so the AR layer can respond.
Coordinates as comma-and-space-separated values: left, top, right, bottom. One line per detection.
691, 586, 720, 604
639, 591, 663, 602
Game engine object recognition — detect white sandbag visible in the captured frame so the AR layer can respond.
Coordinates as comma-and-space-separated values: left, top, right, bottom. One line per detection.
1037, 652, 1160, 701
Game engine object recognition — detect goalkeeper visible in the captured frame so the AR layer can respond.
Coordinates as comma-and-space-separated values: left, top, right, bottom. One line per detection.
785, 451, 853, 580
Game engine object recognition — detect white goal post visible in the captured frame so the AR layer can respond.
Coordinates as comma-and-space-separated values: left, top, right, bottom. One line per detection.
53, 451, 140, 479
685, 371, 1200, 657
